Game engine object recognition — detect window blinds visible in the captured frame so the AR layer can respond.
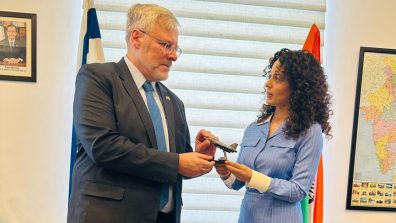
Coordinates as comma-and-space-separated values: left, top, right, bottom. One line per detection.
94, 0, 325, 222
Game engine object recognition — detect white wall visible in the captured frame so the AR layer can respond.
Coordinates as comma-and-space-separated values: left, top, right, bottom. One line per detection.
0, 0, 81, 222
1, 0, 396, 222
324, 0, 396, 222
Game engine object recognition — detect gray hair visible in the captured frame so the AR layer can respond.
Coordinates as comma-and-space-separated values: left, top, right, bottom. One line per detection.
125, 4, 179, 45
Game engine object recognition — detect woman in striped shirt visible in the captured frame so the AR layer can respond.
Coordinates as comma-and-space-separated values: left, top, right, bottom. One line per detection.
215, 48, 332, 223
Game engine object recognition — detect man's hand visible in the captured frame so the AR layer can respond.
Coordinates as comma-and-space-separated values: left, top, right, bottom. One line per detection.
195, 129, 216, 156
178, 152, 215, 177
214, 163, 231, 180
224, 160, 252, 182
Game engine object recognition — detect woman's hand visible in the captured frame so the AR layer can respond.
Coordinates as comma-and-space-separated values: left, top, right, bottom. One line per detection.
224, 160, 252, 182
214, 163, 231, 180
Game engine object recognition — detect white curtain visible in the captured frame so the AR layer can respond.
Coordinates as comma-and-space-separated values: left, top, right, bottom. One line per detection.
95, 0, 326, 222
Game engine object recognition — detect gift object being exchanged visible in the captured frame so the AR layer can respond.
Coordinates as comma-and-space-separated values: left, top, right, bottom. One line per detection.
205, 136, 238, 163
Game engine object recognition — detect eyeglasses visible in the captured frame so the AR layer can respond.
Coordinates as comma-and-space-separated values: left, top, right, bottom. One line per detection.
138, 29, 182, 58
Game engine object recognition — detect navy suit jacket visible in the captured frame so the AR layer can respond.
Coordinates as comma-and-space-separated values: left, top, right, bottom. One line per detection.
67, 58, 192, 223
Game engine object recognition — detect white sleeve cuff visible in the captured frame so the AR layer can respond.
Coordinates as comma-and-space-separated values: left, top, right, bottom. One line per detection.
223, 173, 236, 189
246, 170, 271, 193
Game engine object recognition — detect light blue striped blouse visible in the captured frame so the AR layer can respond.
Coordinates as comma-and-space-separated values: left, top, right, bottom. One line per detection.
231, 119, 323, 223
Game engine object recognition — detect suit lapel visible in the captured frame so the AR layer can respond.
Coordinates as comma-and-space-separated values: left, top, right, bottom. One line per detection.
157, 83, 176, 153
115, 59, 158, 149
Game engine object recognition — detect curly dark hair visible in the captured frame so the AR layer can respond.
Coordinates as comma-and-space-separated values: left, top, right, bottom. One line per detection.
258, 48, 332, 139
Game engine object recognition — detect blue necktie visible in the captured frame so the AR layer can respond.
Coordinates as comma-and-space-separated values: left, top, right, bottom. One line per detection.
142, 81, 169, 209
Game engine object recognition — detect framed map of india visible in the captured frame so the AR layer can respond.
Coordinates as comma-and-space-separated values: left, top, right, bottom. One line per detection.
346, 47, 396, 211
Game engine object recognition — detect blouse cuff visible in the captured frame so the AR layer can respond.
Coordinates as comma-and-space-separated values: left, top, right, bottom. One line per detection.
223, 173, 236, 189
246, 170, 271, 193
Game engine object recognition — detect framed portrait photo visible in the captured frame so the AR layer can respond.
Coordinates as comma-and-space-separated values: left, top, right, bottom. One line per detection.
346, 47, 396, 211
0, 11, 36, 82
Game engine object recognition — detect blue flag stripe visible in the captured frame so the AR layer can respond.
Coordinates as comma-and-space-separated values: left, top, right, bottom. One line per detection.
69, 127, 77, 195
82, 8, 101, 65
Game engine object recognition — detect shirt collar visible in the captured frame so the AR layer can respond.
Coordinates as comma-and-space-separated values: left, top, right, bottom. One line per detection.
256, 114, 272, 126
123, 55, 153, 90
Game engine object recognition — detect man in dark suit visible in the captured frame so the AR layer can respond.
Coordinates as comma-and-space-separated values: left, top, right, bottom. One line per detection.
67, 4, 216, 223
0, 24, 26, 64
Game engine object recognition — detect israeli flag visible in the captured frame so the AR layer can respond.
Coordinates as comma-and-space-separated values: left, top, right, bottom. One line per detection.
70, 0, 104, 196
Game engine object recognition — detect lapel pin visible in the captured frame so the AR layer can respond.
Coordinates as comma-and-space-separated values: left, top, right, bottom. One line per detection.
166, 96, 171, 101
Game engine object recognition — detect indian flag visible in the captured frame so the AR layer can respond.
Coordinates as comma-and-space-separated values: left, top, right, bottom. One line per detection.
300, 24, 324, 223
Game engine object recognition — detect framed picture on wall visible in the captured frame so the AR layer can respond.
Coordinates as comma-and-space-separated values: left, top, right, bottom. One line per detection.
346, 47, 396, 211
0, 11, 36, 82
